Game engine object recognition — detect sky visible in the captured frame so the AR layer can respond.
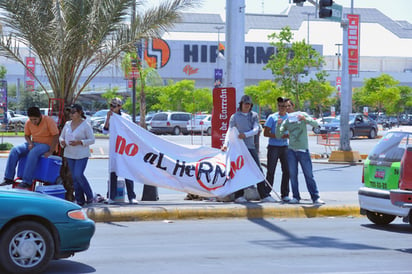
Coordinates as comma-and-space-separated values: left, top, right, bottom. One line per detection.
182, 0, 412, 23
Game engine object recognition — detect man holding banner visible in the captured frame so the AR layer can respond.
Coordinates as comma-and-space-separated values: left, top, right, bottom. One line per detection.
221, 95, 275, 203
103, 98, 138, 204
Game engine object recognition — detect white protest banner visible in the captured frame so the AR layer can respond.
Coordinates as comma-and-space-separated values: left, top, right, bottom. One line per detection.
109, 114, 264, 198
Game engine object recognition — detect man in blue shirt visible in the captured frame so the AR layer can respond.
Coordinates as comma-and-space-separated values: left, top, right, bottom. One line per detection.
263, 97, 291, 202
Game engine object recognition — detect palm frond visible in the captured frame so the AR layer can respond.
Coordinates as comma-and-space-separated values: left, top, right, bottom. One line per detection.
0, 0, 200, 103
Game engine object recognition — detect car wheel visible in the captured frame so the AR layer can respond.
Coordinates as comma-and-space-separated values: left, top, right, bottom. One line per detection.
313, 127, 321, 134
368, 128, 376, 139
206, 127, 212, 136
0, 221, 54, 273
349, 129, 354, 139
365, 211, 396, 225
172, 126, 181, 135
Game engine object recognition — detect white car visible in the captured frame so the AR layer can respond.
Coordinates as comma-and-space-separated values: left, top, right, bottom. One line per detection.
187, 114, 211, 135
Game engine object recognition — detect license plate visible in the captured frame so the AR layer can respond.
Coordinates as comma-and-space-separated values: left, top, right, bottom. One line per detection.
374, 169, 385, 179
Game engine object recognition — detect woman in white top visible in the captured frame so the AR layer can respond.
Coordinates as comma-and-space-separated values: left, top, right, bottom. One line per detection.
60, 104, 95, 205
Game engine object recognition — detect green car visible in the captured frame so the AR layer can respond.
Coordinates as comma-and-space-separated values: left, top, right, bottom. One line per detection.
358, 127, 412, 225
0, 189, 95, 273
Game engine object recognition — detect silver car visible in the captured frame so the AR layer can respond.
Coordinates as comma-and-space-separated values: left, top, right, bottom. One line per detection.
150, 111, 191, 135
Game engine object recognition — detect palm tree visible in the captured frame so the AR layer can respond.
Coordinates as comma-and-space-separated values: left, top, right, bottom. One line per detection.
0, 0, 199, 201
0, 0, 198, 122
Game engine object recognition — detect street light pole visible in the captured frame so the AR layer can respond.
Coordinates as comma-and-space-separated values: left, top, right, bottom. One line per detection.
131, 62, 137, 124
302, 12, 314, 45
214, 26, 224, 88
335, 43, 342, 77
215, 26, 224, 68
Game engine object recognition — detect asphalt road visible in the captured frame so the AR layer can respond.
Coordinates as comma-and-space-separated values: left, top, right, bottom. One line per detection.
42, 217, 412, 274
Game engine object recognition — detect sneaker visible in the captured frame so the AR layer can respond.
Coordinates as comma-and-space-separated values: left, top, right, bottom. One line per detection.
289, 198, 300, 204
129, 198, 138, 204
282, 196, 291, 203
0, 178, 14, 186
234, 196, 248, 203
313, 199, 325, 205
16, 182, 32, 190
105, 198, 115, 204
261, 196, 276, 203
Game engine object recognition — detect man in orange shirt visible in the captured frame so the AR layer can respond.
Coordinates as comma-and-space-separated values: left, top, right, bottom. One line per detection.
0, 107, 59, 189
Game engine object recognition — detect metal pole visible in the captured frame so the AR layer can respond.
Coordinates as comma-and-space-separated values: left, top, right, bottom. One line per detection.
132, 76, 136, 123
131, 1, 136, 124
215, 26, 224, 70
339, 19, 351, 151
225, 0, 245, 100
335, 43, 342, 77
302, 12, 314, 45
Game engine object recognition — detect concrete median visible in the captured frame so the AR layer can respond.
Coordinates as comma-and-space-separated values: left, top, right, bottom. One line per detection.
84, 202, 361, 222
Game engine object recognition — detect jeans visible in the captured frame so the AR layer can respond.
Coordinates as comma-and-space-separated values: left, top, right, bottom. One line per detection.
109, 172, 136, 201
234, 148, 266, 199
287, 149, 320, 202
66, 157, 93, 204
266, 145, 289, 198
4, 142, 50, 185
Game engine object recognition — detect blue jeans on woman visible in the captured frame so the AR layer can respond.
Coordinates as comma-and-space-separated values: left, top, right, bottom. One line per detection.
4, 142, 50, 185
66, 157, 93, 205
287, 149, 320, 202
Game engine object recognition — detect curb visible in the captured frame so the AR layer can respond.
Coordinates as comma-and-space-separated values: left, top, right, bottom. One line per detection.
84, 204, 361, 222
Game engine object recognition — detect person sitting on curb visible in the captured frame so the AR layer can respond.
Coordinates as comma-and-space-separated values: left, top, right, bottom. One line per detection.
0, 106, 59, 189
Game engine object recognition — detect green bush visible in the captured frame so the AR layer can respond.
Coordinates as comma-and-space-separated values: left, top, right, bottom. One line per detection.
0, 142, 13, 150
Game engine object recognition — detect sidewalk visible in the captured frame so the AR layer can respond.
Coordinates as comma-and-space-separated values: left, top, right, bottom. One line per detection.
0, 134, 367, 222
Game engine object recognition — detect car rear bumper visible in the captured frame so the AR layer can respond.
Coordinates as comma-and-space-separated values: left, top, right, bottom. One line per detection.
358, 187, 410, 216
390, 189, 412, 208
150, 127, 172, 134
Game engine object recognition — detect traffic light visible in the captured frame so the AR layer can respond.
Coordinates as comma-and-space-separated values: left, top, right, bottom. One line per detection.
319, 0, 333, 18
293, 0, 306, 6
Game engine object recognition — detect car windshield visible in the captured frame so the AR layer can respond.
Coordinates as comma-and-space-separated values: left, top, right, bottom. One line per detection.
329, 114, 357, 124
191, 114, 207, 120
368, 131, 412, 162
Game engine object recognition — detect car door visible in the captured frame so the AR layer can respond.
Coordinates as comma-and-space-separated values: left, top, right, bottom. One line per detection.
356, 115, 370, 136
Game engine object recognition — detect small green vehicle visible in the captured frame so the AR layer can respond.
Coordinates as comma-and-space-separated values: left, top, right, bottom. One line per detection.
358, 126, 412, 225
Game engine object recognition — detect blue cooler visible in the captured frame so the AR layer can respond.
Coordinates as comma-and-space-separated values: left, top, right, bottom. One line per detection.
35, 185, 66, 199
17, 155, 62, 184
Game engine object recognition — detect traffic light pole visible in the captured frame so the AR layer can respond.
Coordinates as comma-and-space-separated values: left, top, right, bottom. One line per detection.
329, 17, 360, 162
